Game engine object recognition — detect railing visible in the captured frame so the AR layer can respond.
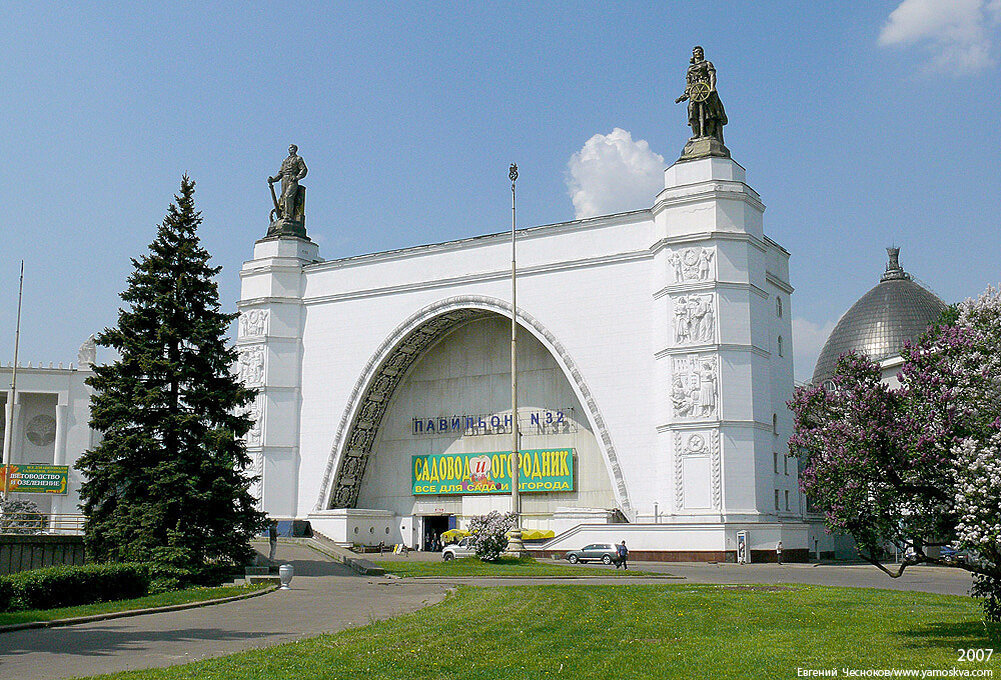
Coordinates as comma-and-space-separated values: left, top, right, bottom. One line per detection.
0, 512, 86, 535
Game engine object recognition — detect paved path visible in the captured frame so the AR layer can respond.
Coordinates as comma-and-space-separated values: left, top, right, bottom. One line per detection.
410, 562, 972, 595
0, 543, 452, 680
0, 549, 975, 679
379, 551, 975, 596
641, 561, 974, 596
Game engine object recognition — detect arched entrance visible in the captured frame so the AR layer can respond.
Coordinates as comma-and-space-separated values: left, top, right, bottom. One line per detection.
314, 295, 632, 520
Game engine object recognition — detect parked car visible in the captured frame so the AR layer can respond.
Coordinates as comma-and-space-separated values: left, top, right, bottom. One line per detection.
565, 543, 618, 565
442, 537, 477, 561
940, 545, 980, 566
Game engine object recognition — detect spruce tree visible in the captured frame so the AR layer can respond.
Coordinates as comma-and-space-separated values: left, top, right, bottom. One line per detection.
77, 176, 265, 570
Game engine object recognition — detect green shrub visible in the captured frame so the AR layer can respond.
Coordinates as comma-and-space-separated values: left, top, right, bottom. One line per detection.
2, 562, 150, 612
0, 578, 12, 611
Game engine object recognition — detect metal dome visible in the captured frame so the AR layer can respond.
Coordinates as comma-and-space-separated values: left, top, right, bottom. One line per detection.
812, 248, 947, 385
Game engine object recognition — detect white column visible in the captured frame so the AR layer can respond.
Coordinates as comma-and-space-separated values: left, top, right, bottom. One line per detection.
50, 398, 69, 526
2, 390, 13, 465
7, 396, 20, 466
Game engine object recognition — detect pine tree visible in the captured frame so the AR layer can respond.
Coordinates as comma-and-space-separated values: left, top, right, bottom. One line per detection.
77, 176, 265, 570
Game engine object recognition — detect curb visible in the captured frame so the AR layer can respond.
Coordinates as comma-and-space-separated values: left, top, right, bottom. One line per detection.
393, 574, 686, 580
297, 538, 385, 576
0, 584, 278, 635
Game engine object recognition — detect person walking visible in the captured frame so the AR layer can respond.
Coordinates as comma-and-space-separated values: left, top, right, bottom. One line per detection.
268, 519, 278, 562
616, 540, 629, 570
776, 540, 783, 565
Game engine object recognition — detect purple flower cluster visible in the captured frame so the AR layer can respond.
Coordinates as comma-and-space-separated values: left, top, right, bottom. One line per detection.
788, 287, 1001, 620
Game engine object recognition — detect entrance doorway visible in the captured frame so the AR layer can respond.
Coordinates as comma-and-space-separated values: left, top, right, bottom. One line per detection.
422, 515, 453, 551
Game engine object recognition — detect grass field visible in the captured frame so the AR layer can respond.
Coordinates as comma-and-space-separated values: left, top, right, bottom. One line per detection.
375, 555, 653, 578
0, 582, 269, 627
89, 584, 1001, 680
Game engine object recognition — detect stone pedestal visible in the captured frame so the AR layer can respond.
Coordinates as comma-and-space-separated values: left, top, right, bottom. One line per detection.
651, 154, 793, 523
238, 235, 321, 518
679, 136, 730, 162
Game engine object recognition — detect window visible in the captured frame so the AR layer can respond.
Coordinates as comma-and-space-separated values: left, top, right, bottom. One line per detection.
777, 336, 784, 357
784, 490, 790, 511
774, 490, 781, 510
773, 452, 779, 473
776, 297, 783, 318
773, 414, 778, 435
783, 455, 788, 476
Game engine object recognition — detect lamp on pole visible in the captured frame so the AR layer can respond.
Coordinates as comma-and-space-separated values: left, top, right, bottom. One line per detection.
2, 261, 24, 500
505, 163, 526, 555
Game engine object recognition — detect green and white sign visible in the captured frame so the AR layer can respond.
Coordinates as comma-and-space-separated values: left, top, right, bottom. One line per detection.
412, 449, 574, 496
1, 464, 69, 495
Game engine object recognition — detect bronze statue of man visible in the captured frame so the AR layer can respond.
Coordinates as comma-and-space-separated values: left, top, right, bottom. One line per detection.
675, 46, 727, 144
268, 144, 308, 222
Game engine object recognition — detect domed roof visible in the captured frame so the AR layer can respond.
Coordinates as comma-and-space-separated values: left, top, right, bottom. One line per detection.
812, 248, 947, 384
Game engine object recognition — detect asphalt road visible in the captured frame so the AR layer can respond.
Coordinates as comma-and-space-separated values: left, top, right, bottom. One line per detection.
0, 543, 452, 680
0, 548, 975, 679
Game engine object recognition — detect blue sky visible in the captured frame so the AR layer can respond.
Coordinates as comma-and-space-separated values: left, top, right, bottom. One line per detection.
1, 1, 999, 381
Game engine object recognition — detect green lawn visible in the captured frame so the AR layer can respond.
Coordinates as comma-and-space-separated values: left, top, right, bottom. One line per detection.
88, 584, 1001, 679
375, 555, 654, 578
0, 582, 269, 627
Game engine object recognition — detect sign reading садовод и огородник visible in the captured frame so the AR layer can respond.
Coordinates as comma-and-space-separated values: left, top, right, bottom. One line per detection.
412, 449, 574, 496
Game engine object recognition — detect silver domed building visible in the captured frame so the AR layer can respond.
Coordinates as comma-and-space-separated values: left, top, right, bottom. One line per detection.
812, 248, 947, 386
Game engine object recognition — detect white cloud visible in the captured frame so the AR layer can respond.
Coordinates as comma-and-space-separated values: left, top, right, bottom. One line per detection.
878, 0, 1001, 73
565, 128, 664, 220
792, 317, 838, 384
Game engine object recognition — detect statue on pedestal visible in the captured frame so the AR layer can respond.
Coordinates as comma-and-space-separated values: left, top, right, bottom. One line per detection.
675, 46, 730, 160
267, 144, 309, 238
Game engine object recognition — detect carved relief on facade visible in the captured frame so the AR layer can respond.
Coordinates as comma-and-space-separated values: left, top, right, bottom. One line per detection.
667, 246, 715, 283
237, 345, 265, 388
670, 353, 719, 420
244, 394, 264, 448
671, 293, 716, 345
252, 451, 264, 502
239, 309, 270, 339
674, 429, 721, 511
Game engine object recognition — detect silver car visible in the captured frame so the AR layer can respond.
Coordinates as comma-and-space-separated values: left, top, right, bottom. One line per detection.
442, 536, 477, 561
565, 543, 618, 565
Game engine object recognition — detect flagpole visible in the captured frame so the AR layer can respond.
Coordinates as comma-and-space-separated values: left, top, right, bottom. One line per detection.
506, 163, 525, 555
3, 261, 24, 499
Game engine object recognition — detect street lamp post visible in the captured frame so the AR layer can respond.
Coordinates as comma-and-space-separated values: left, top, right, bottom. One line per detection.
2, 261, 24, 500
506, 164, 526, 556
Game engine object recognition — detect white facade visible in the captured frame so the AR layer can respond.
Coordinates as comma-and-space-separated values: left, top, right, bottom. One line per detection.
238, 154, 807, 559
1, 360, 97, 522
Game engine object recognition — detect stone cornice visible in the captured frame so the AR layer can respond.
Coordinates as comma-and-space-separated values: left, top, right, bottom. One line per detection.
654, 344, 770, 360
237, 297, 306, 308
765, 272, 795, 294
649, 231, 769, 256
656, 422, 772, 432
303, 210, 652, 274
302, 249, 652, 306
240, 261, 310, 278
652, 181, 766, 214
652, 280, 769, 300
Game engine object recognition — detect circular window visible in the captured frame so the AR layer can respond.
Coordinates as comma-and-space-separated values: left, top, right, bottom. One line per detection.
353, 527, 359, 534
26, 415, 56, 446
385, 527, 390, 534
370, 527, 374, 533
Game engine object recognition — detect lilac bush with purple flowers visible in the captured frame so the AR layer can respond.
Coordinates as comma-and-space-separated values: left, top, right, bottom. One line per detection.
467, 511, 517, 561
790, 287, 1001, 620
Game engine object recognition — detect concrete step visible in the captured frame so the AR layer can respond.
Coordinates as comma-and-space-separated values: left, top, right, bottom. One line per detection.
247, 574, 282, 585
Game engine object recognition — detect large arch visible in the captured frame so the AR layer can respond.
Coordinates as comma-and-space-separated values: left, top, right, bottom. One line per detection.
314, 295, 633, 518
